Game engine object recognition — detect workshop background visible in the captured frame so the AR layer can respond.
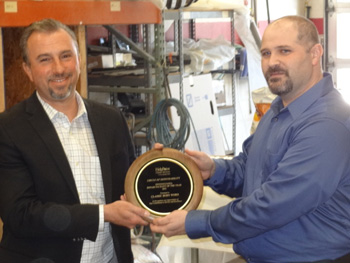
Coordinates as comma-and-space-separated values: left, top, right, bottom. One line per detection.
0, 0, 347, 262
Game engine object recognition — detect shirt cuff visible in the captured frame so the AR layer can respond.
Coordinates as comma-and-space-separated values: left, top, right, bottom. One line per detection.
98, 205, 105, 232
185, 209, 211, 239
204, 159, 226, 187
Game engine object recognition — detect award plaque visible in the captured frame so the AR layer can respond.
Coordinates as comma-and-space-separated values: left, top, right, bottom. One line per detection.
125, 148, 203, 216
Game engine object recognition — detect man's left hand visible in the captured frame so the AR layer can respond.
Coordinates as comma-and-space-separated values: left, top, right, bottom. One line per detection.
150, 210, 187, 237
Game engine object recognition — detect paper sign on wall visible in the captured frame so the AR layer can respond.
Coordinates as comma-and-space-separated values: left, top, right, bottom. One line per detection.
110, 1, 121, 12
4, 2, 17, 13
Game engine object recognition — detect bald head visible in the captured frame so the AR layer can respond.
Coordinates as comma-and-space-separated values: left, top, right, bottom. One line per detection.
267, 16, 320, 51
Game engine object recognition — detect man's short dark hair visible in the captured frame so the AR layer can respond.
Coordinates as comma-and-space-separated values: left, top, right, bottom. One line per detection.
20, 18, 79, 64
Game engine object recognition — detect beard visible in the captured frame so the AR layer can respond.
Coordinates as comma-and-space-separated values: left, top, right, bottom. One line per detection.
265, 66, 293, 96
49, 86, 73, 100
48, 73, 74, 100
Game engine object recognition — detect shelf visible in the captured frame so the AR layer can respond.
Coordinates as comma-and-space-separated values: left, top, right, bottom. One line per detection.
0, 1, 162, 27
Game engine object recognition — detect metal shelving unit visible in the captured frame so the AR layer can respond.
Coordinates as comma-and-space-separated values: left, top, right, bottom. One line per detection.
164, 9, 238, 154
86, 21, 167, 152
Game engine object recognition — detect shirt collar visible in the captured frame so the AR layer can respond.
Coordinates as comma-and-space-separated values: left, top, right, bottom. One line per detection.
270, 72, 334, 119
36, 91, 87, 121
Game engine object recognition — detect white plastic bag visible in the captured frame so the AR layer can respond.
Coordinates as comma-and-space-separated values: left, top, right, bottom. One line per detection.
183, 36, 235, 73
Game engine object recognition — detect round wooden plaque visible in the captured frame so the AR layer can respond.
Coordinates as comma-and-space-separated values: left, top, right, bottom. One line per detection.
125, 148, 203, 216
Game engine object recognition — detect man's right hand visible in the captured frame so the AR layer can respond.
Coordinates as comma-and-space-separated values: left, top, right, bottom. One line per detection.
104, 201, 150, 229
153, 143, 215, 181
184, 148, 215, 180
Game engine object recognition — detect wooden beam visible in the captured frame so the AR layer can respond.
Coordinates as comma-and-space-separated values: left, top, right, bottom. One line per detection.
75, 26, 88, 99
0, 1, 161, 27
0, 28, 5, 112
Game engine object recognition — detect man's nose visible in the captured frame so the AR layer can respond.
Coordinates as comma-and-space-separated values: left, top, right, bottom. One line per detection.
52, 58, 64, 73
268, 53, 280, 67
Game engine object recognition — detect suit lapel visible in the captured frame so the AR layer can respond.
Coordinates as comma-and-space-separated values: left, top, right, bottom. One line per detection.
25, 94, 80, 201
85, 101, 113, 203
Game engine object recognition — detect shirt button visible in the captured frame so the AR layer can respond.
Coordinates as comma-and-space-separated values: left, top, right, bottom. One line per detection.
273, 117, 278, 122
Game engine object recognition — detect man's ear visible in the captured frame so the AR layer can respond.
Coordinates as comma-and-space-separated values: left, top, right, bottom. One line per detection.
22, 62, 34, 82
310, 43, 323, 66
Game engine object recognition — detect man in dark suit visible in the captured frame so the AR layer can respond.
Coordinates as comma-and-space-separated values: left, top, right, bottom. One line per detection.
0, 18, 150, 262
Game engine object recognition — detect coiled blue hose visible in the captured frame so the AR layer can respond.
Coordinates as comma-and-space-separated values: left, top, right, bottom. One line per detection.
148, 98, 200, 150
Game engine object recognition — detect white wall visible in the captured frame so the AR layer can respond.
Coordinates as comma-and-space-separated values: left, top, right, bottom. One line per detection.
306, 0, 325, 18
255, 0, 324, 21
257, 0, 304, 21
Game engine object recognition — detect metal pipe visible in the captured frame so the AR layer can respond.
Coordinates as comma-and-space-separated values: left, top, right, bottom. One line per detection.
324, 0, 329, 71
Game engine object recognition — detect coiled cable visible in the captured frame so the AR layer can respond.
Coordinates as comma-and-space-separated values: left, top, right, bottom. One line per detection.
148, 98, 200, 150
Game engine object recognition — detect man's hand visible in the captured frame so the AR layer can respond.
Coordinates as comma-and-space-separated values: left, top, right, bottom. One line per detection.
153, 143, 215, 180
153, 142, 164, 150
104, 201, 150, 229
150, 210, 187, 237
184, 148, 215, 180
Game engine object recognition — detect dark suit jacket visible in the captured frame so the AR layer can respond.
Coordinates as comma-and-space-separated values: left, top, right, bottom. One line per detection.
0, 93, 136, 263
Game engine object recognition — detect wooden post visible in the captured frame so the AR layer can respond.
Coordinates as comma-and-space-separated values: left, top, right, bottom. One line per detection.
75, 25, 88, 99
0, 28, 5, 112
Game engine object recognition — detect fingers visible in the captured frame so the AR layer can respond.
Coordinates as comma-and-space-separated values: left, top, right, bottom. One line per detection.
119, 194, 154, 224
153, 143, 164, 150
184, 148, 196, 157
150, 217, 174, 237
150, 223, 168, 236
184, 148, 214, 180
141, 214, 155, 224
129, 204, 151, 226
104, 201, 150, 229
150, 210, 187, 237
185, 148, 206, 161
120, 194, 127, 201
152, 215, 170, 227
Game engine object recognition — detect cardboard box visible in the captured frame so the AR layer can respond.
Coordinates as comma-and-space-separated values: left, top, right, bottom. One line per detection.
169, 74, 226, 155
115, 53, 133, 66
87, 54, 114, 70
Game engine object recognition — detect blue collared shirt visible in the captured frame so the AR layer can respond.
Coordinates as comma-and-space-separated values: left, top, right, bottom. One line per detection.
186, 73, 350, 262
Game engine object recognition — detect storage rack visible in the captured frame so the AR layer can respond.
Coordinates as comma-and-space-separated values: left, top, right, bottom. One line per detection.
164, 9, 238, 154
86, 20, 167, 153
87, 9, 239, 154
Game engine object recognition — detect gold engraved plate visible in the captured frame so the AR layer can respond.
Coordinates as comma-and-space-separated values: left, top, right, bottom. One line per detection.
125, 148, 203, 216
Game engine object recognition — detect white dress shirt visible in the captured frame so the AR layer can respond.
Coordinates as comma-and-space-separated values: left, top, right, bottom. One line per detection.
37, 92, 116, 263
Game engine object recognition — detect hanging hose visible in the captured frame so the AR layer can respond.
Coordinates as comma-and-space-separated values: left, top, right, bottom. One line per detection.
148, 98, 193, 150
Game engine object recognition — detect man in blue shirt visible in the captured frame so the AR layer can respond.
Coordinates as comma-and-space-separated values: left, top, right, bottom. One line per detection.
150, 15, 350, 262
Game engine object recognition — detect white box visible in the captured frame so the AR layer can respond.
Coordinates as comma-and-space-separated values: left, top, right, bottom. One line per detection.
169, 74, 226, 155
87, 53, 134, 70
87, 54, 114, 70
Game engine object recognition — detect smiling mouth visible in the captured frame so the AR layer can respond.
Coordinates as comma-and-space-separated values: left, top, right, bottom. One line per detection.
50, 78, 67, 83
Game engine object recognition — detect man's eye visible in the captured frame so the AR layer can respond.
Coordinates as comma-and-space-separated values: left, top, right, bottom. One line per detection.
261, 51, 270, 57
62, 54, 72, 59
39, 58, 50, 63
281, 49, 291, 54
